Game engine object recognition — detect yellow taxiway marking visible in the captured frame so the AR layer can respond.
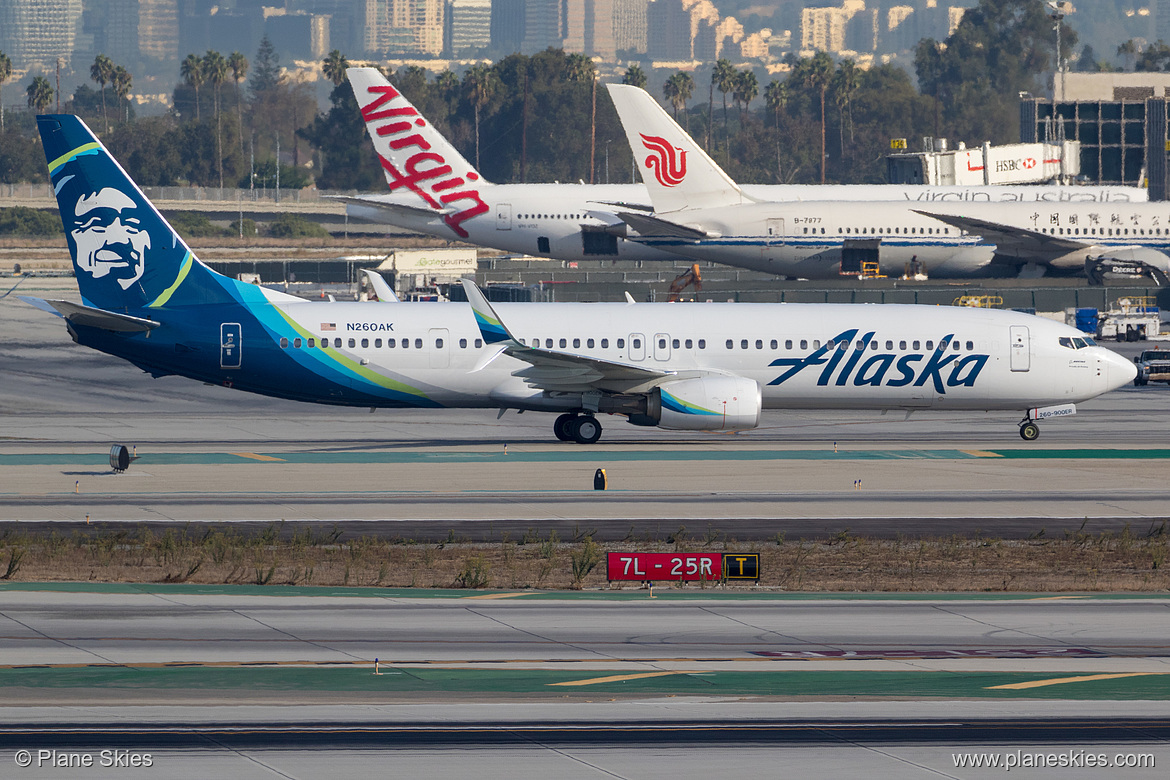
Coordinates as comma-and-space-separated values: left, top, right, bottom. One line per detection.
461, 592, 536, 600
549, 671, 695, 687
1023, 595, 1090, 601
960, 449, 1003, 458
987, 673, 1161, 691
232, 452, 287, 462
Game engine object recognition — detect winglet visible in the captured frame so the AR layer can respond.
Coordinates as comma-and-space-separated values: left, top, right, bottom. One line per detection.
460, 279, 515, 345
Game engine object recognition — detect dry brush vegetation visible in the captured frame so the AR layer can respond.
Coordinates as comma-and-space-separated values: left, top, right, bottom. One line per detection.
1, 522, 1168, 592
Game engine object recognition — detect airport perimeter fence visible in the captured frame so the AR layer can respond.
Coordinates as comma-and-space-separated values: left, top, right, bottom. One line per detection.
0, 183, 359, 205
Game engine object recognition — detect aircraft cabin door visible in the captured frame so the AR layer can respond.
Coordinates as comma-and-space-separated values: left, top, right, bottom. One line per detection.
653, 333, 671, 361
766, 218, 784, 246
429, 328, 450, 368
497, 203, 512, 230
220, 323, 241, 369
629, 333, 646, 361
1009, 325, 1030, 372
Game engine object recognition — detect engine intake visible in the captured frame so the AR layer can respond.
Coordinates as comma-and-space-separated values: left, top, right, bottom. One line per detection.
643, 376, 762, 431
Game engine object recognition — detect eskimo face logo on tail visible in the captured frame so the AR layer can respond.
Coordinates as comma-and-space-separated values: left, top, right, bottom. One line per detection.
69, 187, 149, 290
361, 84, 489, 238
639, 134, 687, 187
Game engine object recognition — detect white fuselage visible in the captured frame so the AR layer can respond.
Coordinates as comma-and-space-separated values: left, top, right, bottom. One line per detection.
267, 299, 1133, 413
633, 200, 1170, 279
346, 183, 1148, 271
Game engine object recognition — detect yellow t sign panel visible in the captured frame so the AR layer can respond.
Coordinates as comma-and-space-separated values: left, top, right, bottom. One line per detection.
890, 138, 908, 150
723, 554, 760, 580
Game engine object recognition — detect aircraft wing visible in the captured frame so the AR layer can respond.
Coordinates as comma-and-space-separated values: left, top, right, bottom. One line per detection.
913, 210, 1087, 259
460, 280, 671, 393
616, 212, 713, 241
21, 297, 160, 332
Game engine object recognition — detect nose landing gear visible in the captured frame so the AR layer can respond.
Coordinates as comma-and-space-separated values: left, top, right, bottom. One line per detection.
1019, 420, 1040, 441
553, 413, 603, 444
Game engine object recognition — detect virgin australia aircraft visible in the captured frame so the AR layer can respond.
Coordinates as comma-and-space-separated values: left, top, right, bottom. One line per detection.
23, 115, 1135, 443
606, 83, 1170, 285
341, 67, 1144, 268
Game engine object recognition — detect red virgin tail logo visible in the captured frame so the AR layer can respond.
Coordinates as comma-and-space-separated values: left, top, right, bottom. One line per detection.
640, 134, 687, 187
360, 83, 488, 238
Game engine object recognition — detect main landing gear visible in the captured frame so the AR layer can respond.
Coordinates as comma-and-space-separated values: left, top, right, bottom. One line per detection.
1018, 419, 1040, 441
554, 413, 603, 444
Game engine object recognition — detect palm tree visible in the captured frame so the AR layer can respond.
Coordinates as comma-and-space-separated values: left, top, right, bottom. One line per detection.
228, 51, 248, 157
26, 76, 53, 111
622, 64, 647, 89
663, 72, 694, 130
111, 65, 132, 123
663, 74, 683, 120
566, 54, 598, 183
831, 59, 860, 158
181, 53, 205, 120
90, 54, 114, 133
712, 58, 736, 143
435, 69, 458, 95
463, 64, 499, 170
0, 51, 11, 131
204, 50, 228, 189
734, 70, 757, 118
764, 79, 788, 127
795, 52, 834, 184
322, 49, 349, 87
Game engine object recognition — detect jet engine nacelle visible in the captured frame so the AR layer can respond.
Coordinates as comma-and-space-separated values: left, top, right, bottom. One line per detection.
1086, 246, 1170, 286
645, 375, 762, 431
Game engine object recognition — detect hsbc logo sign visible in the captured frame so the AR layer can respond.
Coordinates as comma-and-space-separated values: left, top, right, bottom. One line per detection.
996, 157, 1038, 173
640, 133, 687, 187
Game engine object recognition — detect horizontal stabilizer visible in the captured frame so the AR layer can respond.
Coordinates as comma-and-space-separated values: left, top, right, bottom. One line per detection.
617, 211, 712, 241
21, 296, 159, 332
327, 194, 447, 219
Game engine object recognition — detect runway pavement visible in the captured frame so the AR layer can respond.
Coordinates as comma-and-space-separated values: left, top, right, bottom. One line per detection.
5, 283, 1170, 777
5, 284, 1170, 537
0, 586, 1167, 778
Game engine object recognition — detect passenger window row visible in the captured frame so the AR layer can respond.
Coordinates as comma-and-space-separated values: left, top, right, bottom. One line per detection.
724, 338, 978, 352
279, 337, 484, 351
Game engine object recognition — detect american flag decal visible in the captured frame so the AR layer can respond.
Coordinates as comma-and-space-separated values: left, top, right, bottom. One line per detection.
321, 323, 336, 331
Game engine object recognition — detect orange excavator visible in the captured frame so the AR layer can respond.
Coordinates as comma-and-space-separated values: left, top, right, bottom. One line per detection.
667, 264, 702, 302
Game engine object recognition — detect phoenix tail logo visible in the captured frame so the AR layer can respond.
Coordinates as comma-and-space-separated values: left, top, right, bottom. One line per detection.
640, 134, 687, 187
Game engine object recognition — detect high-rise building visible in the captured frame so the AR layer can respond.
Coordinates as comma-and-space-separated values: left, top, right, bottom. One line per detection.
449, 0, 491, 54
521, 0, 561, 53
138, 0, 179, 62
0, 0, 83, 69
490, 0, 525, 55
612, 0, 647, 54
584, 0, 614, 59
359, 0, 444, 56
646, 0, 691, 60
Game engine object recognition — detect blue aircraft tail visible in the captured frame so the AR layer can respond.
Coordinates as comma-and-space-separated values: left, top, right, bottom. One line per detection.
38, 115, 231, 312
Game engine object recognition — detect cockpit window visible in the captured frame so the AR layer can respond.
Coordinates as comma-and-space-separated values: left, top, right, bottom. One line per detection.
1059, 337, 1073, 349
1060, 336, 1094, 350
1072, 337, 1087, 348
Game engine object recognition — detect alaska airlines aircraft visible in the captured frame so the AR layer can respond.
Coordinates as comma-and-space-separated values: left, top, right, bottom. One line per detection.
607, 83, 1170, 285
341, 67, 1144, 269
24, 115, 1135, 444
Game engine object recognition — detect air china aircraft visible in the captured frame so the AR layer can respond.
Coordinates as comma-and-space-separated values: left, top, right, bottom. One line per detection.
341, 67, 1145, 269
607, 83, 1170, 286
24, 115, 1135, 444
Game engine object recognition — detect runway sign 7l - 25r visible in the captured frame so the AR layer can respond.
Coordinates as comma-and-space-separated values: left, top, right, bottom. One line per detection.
606, 553, 760, 582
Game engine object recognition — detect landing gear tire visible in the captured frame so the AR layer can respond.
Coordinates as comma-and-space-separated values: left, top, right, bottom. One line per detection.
1019, 421, 1040, 441
568, 415, 602, 444
553, 413, 576, 441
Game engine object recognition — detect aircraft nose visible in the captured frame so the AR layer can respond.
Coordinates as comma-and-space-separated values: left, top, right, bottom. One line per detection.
1102, 348, 1137, 391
